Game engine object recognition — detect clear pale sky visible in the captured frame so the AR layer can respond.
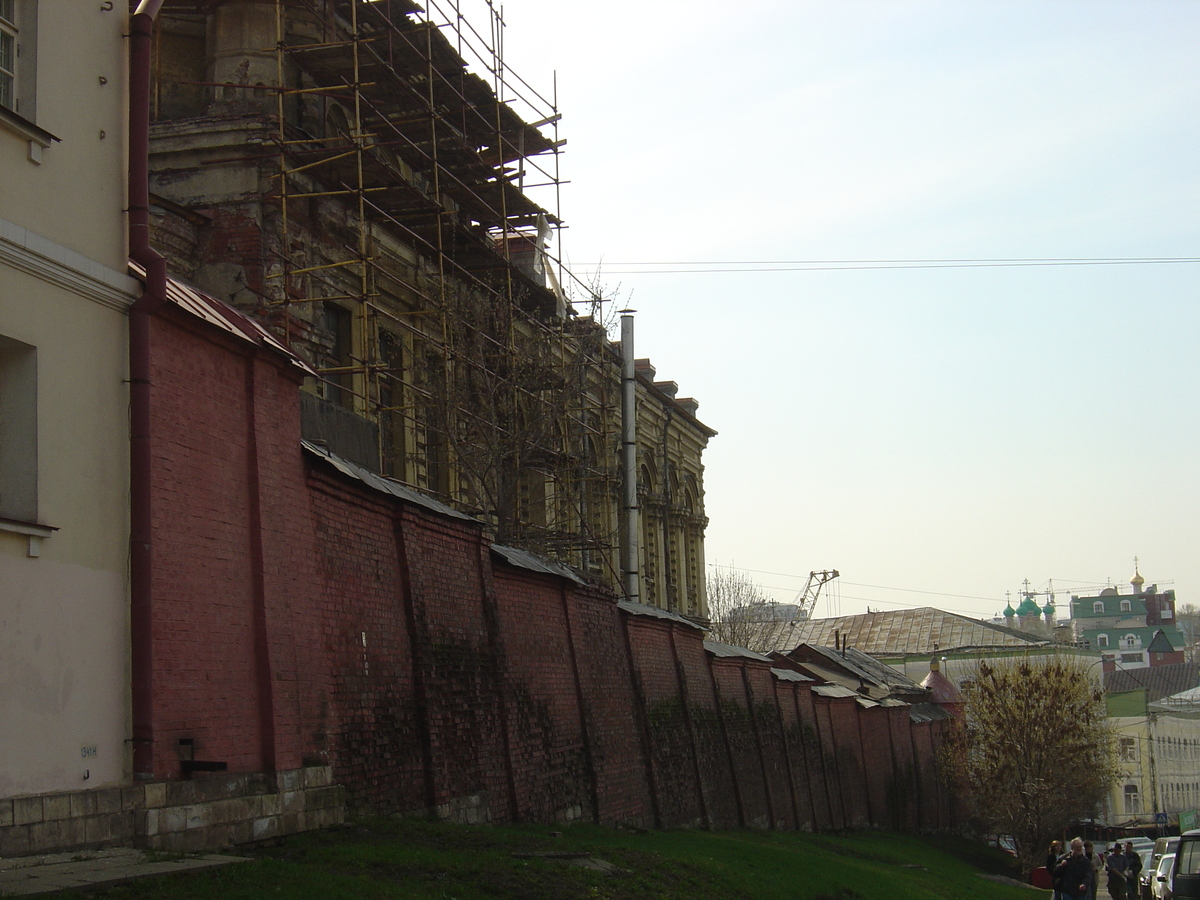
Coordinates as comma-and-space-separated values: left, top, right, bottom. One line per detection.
466, 0, 1199, 620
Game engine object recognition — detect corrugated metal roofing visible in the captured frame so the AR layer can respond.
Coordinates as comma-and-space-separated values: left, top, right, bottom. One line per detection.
491, 545, 585, 586
302, 440, 476, 522
796, 644, 922, 691
1150, 684, 1200, 717
704, 640, 774, 662
1106, 662, 1199, 703
777, 607, 1054, 657
771, 668, 814, 683
811, 684, 860, 699
131, 263, 315, 378
908, 702, 955, 723
616, 600, 704, 631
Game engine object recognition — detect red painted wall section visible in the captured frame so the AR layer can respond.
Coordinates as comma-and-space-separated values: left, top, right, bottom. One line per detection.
793, 685, 835, 831
857, 705, 897, 828
144, 293, 960, 833
490, 567, 590, 823
828, 697, 871, 829
774, 681, 816, 831
147, 310, 266, 777
810, 697, 849, 830
306, 471, 425, 814
621, 617, 703, 827
563, 592, 651, 827
710, 659, 770, 828
672, 629, 739, 829
397, 510, 512, 820
885, 705, 920, 833
744, 663, 794, 830
910, 722, 941, 830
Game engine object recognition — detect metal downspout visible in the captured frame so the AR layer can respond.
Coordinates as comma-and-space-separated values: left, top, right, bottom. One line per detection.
129, 0, 167, 778
620, 312, 639, 603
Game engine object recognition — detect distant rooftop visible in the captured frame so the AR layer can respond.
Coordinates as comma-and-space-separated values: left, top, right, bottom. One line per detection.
775, 606, 1065, 658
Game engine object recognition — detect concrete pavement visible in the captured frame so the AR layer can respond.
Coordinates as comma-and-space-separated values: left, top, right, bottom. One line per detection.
0, 846, 250, 896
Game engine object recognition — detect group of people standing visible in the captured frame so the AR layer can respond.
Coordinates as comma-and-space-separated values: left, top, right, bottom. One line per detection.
1048, 838, 1145, 900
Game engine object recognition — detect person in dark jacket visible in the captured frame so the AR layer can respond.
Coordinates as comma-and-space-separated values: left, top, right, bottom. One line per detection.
1084, 841, 1102, 900
1049, 841, 1066, 900
1123, 842, 1143, 900
1106, 843, 1128, 900
1056, 838, 1096, 900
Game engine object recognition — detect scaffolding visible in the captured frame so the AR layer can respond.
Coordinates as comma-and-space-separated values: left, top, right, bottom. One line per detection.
152, 0, 624, 581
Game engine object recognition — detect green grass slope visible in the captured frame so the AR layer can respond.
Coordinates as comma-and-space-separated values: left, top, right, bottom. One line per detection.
49, 819, 1039, 900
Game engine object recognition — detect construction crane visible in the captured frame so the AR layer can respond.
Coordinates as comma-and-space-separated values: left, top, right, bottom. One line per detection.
793, 569, 840, 620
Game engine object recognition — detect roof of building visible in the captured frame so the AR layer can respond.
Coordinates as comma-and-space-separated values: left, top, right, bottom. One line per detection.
908, 702, 956, 724
1107, 689, 1149, 718
777, 607, 1057, 658
789, 643, 926, 696
1147, 629, 1178, 653
1105, 662, 1200, 703
811, 684, 860, 700
920, 667, 965, 704
1151, 684, 1200, 717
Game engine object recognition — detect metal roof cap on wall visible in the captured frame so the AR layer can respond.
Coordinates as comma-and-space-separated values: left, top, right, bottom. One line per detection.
617, 600, 704, 631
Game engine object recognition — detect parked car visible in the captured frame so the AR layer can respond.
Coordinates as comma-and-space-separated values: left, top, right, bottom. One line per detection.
1169, 830, 1200, 900
1148, 839, 1182, 900
1155, 853, 1177, 900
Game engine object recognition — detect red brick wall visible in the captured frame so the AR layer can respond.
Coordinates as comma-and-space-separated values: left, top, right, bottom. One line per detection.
490, 568, 590, 823
146, 299, 958, 834
147, 310, 268, 776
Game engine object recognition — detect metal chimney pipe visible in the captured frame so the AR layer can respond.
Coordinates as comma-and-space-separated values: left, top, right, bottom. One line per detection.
620, 311, 639, 603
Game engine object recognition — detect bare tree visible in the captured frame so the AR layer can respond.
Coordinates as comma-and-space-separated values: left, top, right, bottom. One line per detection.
706, 565, 799, 653
940, 657, 1118, 876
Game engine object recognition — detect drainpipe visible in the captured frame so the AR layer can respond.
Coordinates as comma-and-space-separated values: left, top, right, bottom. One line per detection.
129, 0, 167, 779
619, 311, 639, 603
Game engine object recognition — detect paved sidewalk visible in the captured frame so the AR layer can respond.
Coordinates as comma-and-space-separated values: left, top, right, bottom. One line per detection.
0, 847, 250, 896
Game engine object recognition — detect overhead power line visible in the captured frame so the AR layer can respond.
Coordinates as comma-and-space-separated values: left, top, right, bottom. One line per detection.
577, 257, 1200, 275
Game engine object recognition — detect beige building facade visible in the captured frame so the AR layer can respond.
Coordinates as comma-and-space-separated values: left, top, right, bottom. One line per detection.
0, 2, 137, 798
144, 0, 712, 618
1106, 687, 1200, 828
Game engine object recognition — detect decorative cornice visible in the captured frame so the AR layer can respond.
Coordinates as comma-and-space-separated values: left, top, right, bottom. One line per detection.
0, 218, 138, 313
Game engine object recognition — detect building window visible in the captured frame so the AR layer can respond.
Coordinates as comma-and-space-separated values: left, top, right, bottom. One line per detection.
0, 333, 37, 522
1098, 634, 1109, 648
0, 0, 35, 118
1121, 599, 1132, 612
1124, 784, 1140, 815
1093, 601, 1105, 614
1120, 653, 1143, 664
0, 0, 15, 110
1119, 737, 1138, 763
1122, 633, 1139, 649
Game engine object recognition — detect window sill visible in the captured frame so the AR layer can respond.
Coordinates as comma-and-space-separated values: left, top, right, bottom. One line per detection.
0, 515, 59, 557
0, 106, 61, 164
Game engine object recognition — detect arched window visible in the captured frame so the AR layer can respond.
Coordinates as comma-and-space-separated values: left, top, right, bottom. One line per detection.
1122, 633, 1139, 649
1093, 601, 1105, 614
1120, 599, 1132, 612
1097, 634, 1109, 648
